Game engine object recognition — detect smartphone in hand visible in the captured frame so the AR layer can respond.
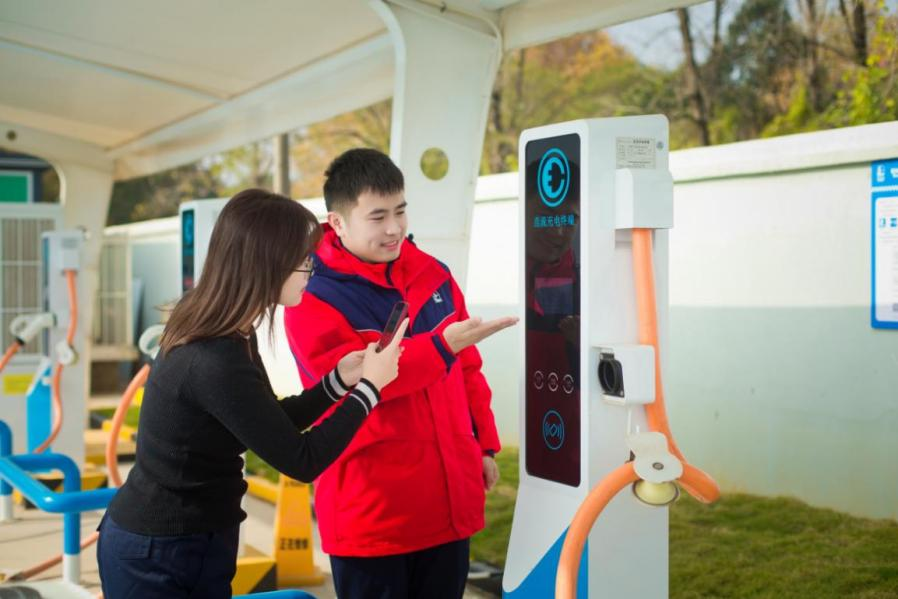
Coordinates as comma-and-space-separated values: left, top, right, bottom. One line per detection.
376, 301, 409, 352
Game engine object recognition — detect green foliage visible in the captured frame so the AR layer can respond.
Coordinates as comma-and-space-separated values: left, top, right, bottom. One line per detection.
722, 0, 800, 89
708, 105, 747, 145
108, 161, 223, 225
761, 81, 827, 137
107, 141, 272, 226
482, 32, 671, 172
825, 3, 898, 127
712, 0, 804, 142
245, 450, 280, 483
206, 141, 273, 197
288, 101, 392, 198
91, 406, 141, 428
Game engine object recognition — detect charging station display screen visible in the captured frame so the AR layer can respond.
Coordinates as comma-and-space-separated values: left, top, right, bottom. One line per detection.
524, 134, 581, 487
181, 209, 195, 292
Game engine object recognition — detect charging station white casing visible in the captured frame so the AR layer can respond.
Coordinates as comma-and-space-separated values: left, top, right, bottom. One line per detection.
19, 230, 87, 462
598, 345, 656, 406
504, 116, 672, 599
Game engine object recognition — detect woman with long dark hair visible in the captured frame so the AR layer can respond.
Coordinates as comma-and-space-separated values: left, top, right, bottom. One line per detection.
97, 189, 406, 598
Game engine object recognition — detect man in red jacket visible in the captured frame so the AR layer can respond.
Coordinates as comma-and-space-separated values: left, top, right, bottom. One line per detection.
284, 148, 517, 598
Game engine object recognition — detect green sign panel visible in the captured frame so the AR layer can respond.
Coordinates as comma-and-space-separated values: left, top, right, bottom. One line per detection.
0, 172, 31, 203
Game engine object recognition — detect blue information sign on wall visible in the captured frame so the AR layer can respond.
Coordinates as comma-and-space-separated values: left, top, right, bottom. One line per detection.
872, 158, 898, 329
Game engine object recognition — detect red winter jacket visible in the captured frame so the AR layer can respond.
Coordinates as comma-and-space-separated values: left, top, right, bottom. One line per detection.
284, 225, 501, 557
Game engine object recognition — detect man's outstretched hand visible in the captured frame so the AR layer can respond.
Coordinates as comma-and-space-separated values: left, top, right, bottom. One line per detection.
443, 316, 518, 354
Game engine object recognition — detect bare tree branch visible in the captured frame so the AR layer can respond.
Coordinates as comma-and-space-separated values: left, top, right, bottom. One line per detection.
838, 0, 869, 66
677, 7, 711, 145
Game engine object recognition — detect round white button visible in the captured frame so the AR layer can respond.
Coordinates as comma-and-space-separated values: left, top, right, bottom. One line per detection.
534, 370, 545, 390
562, 374, 574, 394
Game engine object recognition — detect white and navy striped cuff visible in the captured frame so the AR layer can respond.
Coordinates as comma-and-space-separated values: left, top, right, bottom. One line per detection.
323, 369, 351, 402
350, 378, 380, 415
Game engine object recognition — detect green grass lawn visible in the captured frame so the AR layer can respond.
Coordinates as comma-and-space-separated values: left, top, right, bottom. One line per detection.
471, 448, 898, 598
91, 406, 141, 428
244, 450, 280, 483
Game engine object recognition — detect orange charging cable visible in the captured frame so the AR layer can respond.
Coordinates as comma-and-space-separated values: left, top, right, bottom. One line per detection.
631, 229, 719, 504
106, 364, 150, 488
33, 270, 78, 455
0, 341, 22, 373
556, 229, 720, 598
555, 463, 640, 598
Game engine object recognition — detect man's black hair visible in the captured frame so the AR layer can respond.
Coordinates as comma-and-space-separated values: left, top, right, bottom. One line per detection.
323, 148, 404, 213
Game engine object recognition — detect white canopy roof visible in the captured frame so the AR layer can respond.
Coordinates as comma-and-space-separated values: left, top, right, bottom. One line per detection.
0, 0, 697, 179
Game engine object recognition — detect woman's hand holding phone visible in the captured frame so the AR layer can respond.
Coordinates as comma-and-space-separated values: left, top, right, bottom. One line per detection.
361, 318, 408, 390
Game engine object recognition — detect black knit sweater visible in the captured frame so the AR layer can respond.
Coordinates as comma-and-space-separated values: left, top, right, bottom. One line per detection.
107, 333, 378, 535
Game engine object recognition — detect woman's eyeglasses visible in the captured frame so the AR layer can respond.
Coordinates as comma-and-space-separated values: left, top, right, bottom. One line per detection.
294, 263, 315, 276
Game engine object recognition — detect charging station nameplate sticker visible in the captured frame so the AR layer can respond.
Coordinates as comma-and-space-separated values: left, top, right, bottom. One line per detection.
616, 137, 656, 169
872, 190, 898, 329
525, 134, 581, 487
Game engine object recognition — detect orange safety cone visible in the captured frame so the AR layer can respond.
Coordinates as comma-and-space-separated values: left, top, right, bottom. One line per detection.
272, 475, 325, 587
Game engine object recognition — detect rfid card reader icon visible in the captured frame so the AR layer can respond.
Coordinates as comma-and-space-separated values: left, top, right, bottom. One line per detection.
542, 409, 565, 451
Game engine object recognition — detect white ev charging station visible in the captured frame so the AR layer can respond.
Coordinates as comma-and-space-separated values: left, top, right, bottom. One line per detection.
179, 199, 229, 293
503, 116, 718, 599
2, 229, 85, 464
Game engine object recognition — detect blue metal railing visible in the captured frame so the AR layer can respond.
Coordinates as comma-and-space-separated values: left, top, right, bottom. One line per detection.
1, 453, 117, 511
0, 420, 116, 558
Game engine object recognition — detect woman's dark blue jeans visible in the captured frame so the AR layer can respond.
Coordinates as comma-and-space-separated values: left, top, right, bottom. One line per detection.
97, 514, 240, 598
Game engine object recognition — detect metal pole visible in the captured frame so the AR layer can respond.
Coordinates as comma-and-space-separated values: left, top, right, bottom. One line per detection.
274, 134, 290, 196
0, 421, 12, 522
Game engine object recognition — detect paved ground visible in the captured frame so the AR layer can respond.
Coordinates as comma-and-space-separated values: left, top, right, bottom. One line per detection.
1, 482, 496, 598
